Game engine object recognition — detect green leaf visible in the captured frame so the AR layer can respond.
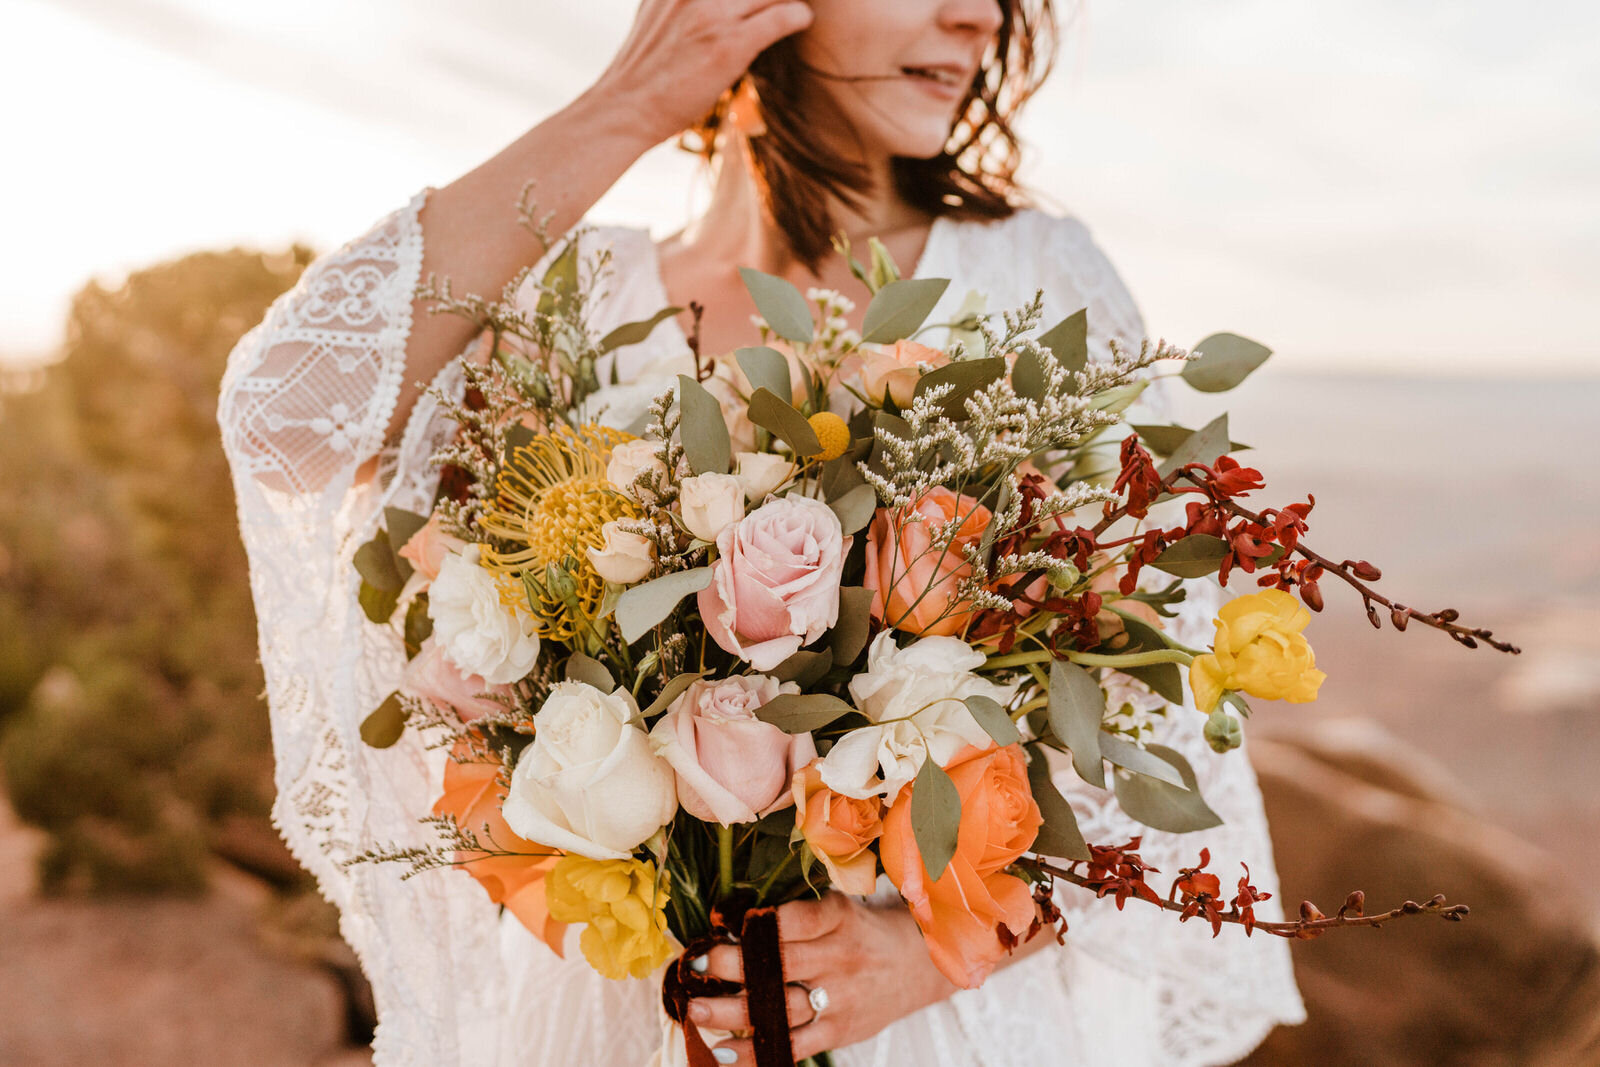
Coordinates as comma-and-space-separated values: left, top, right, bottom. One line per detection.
1037, 308, 1089, 374
910, 757, 962, 882
1119, 662, 1187, 705
735, 346, 793, 403
502, 421, 536, 467
599, 306, 683, 353
748, 388, 822, 457
617, 567, 713, 644
867, 237, 903, 291
1156, 413, 1231, 480
1132, 424, 1253, 458
536, 239, 579, 318
830, 587, 875, 665
1026, 750, 1091, 861
354, 529, 406, 593
1011, 349, 1047, 401
358, 580, 400, 624
912, 357, 1006, 419
964, 695, 1021, 748
360, 693, 406, 748
755, 693, 855, 734
860, 278, 950, 344
820, 453, 867, 500
641, 671, 709, 719
1182, 333, 1273, 393
828, 483, 879, 536
1112, 744, 1223, 832
1048, 660, 1106, 789
739, 267, 814, 344
384, 508, 428, 562
1097, 732, 1185, 787
676, 375, 732, 475
1150, 534, 1230, 579
564, 652, 615, 693
403, 593, 432, 657
771, 648, 834, 689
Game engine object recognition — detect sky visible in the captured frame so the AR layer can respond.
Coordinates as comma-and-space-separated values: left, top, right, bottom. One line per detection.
3, 0, 1597, 375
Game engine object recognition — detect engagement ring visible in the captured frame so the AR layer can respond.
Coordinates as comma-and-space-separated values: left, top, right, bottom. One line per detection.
807, 985, 831, 1017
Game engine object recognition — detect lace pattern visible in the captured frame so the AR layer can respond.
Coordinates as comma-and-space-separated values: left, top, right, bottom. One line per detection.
217, 194, 1304, 1066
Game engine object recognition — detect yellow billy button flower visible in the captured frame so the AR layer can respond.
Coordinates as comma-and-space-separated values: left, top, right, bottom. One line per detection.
1188, 588, 1328, 713
544, 855, 675, 980
807, 412, 851, 462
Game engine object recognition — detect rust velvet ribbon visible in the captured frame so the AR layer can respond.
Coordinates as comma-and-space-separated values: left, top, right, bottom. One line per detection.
662, 893, 795, 1067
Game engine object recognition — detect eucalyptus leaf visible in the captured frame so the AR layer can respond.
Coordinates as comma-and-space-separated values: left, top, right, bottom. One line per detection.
860, 278, 950, 344
536, 239, 579, 317
502, 421, 536, 467
828, 483, 879, 536
616, 567, 713, 644
830, 587, 875, 665
735, 346, 793, 403
403, 593, 432, 656
771, 648, 835, 689
820, 454, 868, 500
755, 693, 855, 734
1026, 750, 1091, 861
358, 580, 400, 624
384, 508, 428, 563
964, 695, 1021, 747
677, 375, 732, 475
1150, 534, 1230, 579
1011, 349, 1047, 401
641, 671, 709, 719
748, 388, 822, 457
912, 357, 1006, 419
910, 757, 962, 881
564, 652, 615, 693
739, 267, 814, 344
1097, 732, 1186, 787
1112, 744, 1223, 832
1183, 333, 1273, 393
1037, 308, 1089, 373
599, 306, 683, 353
360, 693, 406, 749
1132, 423, 1252, 457
1047, 660, 1106, 789
1118, 662, 1187, 705
354, 529, 406, 593
1156, 413, 1231, 480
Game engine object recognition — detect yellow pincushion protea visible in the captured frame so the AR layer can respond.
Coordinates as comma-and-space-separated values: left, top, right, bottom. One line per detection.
1188, 588, 1327, 713
479, 425, 637, 642
545, 855, 675, 980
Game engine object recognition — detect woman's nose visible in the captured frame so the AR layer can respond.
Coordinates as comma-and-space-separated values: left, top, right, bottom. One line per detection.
937, 0, 1005, 37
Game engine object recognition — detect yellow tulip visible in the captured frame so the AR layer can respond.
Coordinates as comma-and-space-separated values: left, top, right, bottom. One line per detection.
545, 855, 676, 980
1188, 589, 1327, 713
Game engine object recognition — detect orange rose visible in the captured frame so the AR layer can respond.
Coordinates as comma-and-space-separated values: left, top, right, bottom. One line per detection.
791, 760, 884, 895
881, 744, 1042, 989
432, 738, 567, 954
863, 487, 991, 637
859, 339, 950, 407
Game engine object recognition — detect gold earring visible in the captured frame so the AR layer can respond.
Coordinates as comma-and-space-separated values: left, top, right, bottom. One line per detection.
726, 79, 768, 138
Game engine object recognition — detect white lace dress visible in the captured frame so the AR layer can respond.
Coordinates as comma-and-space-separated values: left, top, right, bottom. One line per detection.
217, 190, 1306, 1067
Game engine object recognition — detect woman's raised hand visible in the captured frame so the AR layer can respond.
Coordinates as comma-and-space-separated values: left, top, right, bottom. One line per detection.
593, 0, 814, 145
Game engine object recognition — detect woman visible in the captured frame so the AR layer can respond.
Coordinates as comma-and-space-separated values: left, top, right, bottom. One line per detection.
218, 1, 1306, 1063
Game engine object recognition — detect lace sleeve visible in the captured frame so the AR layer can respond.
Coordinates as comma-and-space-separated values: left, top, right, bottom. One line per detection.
217, 190, 508, 1065
1046, 210, 1306, 1061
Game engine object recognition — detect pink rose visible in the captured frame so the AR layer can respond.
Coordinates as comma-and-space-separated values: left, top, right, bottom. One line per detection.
859, 339, 950, 408
648, 675, 817, 826
698, 496, 850, 670
401, 638, 511, 721
398, 514, 464, 582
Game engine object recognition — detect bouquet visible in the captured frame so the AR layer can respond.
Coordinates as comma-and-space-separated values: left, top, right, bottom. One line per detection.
349, 208, 1514, 1066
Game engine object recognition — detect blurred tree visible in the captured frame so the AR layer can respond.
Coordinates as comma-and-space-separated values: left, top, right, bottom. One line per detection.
0, 243, 315, 894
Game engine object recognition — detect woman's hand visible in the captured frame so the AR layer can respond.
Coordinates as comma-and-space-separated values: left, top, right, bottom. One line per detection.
592, 0, 815, 146
686, 892, 961, 1063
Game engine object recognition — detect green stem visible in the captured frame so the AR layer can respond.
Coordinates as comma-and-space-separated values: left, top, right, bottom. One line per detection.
717, 824, 734, 899
986, 647, 1194, 670
755, 848, 798, 905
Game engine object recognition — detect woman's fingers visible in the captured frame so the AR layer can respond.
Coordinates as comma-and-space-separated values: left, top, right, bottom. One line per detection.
689, 983, 817, 1032
694, 943, 743, 983
737, 1, 815, 46
778, 891, 852, 942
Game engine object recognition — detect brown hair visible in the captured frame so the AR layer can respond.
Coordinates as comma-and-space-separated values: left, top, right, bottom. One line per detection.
681, 0, 1059, 271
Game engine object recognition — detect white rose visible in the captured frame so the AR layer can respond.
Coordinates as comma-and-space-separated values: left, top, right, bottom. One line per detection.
587, 521, 655, 584
607, 438, 669, 501
732, 452, 795, 501
502, 681, 679, 860
679, 472, 746, 542
817, 632, 1010, 802
427, 544, 541, 685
